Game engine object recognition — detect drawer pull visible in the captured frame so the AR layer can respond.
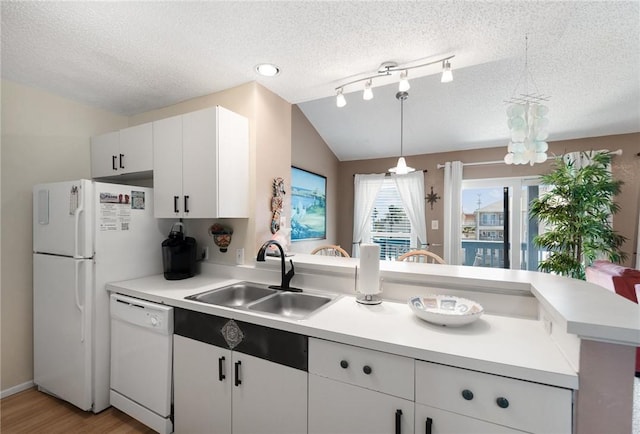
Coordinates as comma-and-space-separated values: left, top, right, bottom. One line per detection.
234, 360, 242, 387
461, 389, 474, 400
395, 409, 402, 434
363, 365, 372, 375
496, 397, 509, 408
218, 356, 226, 381
425, 417, 433, 434
340, 360, 349, 369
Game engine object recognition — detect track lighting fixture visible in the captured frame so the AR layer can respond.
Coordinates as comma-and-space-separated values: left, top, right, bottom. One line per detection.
441, 60, 453, 83
363, 80, 373, 100
336, 88, 347, 108
335, 55, 454, 108
398, 70, 410, 91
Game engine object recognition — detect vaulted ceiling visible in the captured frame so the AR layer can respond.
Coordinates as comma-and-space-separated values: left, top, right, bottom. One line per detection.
2, 1, 638, 161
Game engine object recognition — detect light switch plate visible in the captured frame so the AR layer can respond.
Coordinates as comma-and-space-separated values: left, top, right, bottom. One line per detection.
431, 220, 439, 230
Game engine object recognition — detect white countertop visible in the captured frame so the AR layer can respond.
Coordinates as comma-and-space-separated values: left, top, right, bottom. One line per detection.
290, 253, 640, 346
107, 266, 579, 390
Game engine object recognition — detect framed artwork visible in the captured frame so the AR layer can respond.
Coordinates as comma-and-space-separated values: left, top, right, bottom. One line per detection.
291, 166, 326, 241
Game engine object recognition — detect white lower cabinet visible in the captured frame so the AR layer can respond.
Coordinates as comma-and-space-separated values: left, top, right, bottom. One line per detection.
173, 335, 307, 434
309, 374, 415, 434
415, 360, 573, 433
308, 338, 415, 434
414, 404, 525, 434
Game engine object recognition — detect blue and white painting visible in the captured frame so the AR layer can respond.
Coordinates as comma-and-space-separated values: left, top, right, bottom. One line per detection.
291, 167, 326, 241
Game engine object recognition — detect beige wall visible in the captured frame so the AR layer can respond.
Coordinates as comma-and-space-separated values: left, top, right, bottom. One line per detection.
337, 133, 640, 266
290, 105, 340, 254
1, 79, 128, 391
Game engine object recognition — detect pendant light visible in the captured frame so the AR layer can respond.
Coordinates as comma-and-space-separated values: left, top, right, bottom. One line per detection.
388, 91, 415, 175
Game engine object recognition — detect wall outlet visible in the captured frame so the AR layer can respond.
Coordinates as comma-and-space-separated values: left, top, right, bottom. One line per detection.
202, 246, 209, 260
431, 220, 439, 230
236, 248, 244, 265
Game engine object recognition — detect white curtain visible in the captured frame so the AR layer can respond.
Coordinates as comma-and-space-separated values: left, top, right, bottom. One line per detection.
443, 161, 463, 264
392, 170, 427, 248
353, 173, 385, 257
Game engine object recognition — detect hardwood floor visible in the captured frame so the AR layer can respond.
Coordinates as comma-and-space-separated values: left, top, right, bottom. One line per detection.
0, 388, 156, 433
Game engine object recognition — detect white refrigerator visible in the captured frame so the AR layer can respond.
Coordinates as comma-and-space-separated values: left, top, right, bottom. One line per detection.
33, 179, 171, 413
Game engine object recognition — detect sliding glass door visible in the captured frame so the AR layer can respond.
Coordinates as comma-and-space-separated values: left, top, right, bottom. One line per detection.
460, 177, 547, 270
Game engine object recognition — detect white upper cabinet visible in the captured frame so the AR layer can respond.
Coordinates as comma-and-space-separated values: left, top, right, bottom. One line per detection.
153, 106, 249, 219
90, 131, 119, 178
90, 123, 153, 178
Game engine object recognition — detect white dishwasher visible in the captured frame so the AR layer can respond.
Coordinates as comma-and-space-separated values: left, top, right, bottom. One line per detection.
110, 294, 173, 434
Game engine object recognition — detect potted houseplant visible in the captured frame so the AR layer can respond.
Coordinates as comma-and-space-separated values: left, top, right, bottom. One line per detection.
530, 151, 627, 280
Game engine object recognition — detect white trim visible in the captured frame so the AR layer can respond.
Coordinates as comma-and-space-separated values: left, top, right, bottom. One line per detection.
1, 380, 34, 399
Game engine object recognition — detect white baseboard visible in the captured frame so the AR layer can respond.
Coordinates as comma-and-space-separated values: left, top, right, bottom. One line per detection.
1, 380, 34, 399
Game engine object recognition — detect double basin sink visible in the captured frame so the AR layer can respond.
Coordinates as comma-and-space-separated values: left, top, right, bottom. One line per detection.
185, 282, 338, 320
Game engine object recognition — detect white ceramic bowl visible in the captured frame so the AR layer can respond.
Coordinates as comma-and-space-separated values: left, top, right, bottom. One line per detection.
408, 295, 484, 327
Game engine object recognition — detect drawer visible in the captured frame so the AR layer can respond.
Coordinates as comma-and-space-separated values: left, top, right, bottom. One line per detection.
309, 338, 414, 400
415, 360, 572, 433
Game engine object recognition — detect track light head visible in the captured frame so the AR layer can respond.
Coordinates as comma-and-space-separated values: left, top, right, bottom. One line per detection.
336, 88, 347, 108
363, 80, 374, 100
398, 70, 410, 91
441, 60, 453, 83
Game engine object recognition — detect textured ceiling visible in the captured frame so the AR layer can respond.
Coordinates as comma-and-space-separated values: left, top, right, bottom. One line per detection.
2, 1, 639, 161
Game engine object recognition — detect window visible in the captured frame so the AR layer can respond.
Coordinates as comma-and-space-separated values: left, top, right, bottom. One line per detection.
460, 176, 548, 270
368, 179, 416, 260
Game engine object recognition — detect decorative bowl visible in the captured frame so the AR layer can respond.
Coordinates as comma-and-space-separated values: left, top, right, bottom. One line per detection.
408, 295, 484, 327
212, 234, 232, 252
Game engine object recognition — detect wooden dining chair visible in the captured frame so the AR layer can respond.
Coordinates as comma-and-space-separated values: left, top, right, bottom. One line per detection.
397, 250, 446, 264
310, 245, 351, 258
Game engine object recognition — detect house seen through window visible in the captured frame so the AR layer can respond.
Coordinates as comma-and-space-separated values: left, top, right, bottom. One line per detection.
368, 179, 416, 260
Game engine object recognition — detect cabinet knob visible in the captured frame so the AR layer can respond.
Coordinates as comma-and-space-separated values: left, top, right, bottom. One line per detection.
340, 360, 349, 369
496, 397, 509, 408
363, 365, 372, 375
461, 389, 474, 400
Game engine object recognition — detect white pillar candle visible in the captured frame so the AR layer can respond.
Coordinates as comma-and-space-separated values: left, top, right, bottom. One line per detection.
358, 243, 381, 295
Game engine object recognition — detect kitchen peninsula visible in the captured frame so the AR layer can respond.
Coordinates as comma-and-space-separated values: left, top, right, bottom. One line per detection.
107, 255, 640, 434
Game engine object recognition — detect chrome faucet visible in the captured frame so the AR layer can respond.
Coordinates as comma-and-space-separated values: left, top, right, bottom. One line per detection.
256, 240, 301, 292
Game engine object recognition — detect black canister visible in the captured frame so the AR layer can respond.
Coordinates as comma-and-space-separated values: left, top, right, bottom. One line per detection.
162, 222, 197, 280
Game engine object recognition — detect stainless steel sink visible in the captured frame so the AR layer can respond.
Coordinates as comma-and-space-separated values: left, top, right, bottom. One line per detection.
186, 283, 277, 308
186, 281, 338, 319
247, 292, 335, 319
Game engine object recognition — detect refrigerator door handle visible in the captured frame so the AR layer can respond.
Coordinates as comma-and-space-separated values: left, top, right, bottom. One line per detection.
73, 188, 85, 259
74, 261, 85, 342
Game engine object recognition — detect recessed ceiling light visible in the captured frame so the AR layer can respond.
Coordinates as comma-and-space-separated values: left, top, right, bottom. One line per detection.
255, 63, 280, 77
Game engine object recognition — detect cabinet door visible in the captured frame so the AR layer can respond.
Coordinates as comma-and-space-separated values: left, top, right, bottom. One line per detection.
90, 131, 119, 178
415, 404, 525, 434
232, 352, 307, 434
217, 106, 249, 217
119, 123, 152, 174
153, 115, 184, 218
173, 335, 232, 434
309, 374, 414, 434
182, 107, 217, 218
